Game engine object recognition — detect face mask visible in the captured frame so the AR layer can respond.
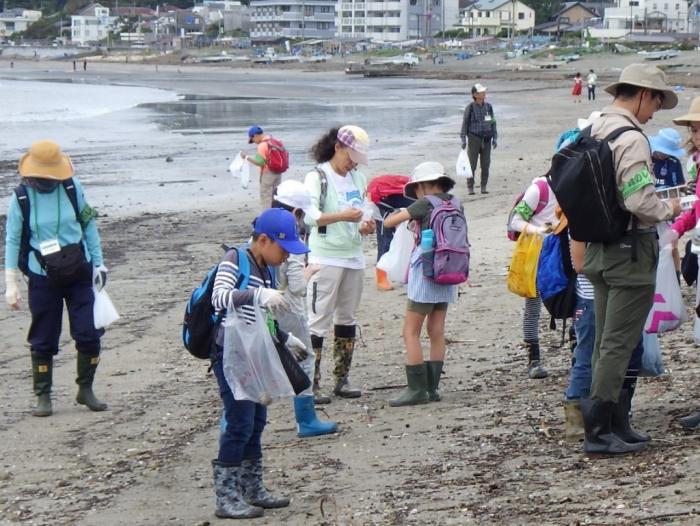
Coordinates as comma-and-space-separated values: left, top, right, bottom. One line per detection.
23, 177, 60, 193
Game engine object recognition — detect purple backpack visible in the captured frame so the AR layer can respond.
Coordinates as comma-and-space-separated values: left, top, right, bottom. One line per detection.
423, 195, 470, 285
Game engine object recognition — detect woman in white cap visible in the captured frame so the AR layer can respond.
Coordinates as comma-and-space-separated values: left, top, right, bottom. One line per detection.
303, 126, 375, 402
383, 161, 464, 406
4, 140, 109, 417
271, 180, 338, 436
666, 95, 700, 430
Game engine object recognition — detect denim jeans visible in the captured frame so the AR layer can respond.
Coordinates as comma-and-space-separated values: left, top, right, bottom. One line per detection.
566, 296, 645, 399
212, 351, 267, 465
566, 297, 595, 400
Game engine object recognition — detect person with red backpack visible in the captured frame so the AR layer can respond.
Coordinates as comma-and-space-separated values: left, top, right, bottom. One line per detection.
508, 176, 559, 379
383, 161, 468, 407
241, 125, 289, 210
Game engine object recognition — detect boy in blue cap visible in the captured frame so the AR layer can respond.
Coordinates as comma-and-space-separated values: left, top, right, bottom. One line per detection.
209, 208, 309, 519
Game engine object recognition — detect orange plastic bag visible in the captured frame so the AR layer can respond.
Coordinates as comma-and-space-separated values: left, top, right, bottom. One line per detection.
507, 232, 543, 298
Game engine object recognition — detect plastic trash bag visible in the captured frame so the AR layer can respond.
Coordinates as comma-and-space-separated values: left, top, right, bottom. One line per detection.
229, 154, 250, 189
507, 232, 543, 298
456, 149, 473, 180
377, 221, 414, 283
644, 245, 687, 334
93, 287, 119, 329
639, 332, 665, 377
223, 293, 294, 405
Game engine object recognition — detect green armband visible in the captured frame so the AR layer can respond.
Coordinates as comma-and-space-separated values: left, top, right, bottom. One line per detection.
79, 204, 98, 227
621, 167, 654, 199
513, 200, 534, 221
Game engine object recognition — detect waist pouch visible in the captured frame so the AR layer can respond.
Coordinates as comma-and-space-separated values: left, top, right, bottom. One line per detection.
39, 243, 91, 287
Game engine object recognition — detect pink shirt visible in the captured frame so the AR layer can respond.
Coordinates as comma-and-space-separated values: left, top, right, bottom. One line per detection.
672, 152, 700, 236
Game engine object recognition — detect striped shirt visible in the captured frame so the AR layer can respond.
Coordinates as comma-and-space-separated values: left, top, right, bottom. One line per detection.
576, 274, 594, 300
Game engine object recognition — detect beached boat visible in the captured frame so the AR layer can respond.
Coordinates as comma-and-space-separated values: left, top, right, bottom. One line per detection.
643, 49, 679, 61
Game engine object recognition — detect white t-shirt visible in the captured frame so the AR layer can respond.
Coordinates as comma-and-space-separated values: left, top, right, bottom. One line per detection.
587, 73, 597, 87
308, 162, 365, 269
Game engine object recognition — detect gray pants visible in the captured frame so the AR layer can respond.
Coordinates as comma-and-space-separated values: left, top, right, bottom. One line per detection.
467, 133, 491, 192
260, 171, 282, 211
584, 233, 658, 403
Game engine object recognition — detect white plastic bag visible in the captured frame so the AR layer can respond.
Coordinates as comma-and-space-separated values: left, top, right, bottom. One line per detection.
93, 287, 119, 329
223, 298, 294, 405
377, 221, 414, 283
644, 245, 687, 333
456, 149, 473, 180
229, 154, 250, 189
640, 332, 665, 377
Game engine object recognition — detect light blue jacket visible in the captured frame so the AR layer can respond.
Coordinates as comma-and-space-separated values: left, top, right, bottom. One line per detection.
4, 178, 103, 274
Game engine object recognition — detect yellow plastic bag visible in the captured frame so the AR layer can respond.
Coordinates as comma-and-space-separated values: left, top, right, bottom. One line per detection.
507, 232, 543, 298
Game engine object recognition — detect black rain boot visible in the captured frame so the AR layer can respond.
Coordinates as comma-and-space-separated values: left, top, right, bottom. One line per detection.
680, 411, 700, 430
425, 360, 444, 402
467, 179, 475, 195
525, 341, 548, 379
211, 460, 264, 519
75, 353, 108, 411
611, 388, 650, 444
389, 364, 429, 407
31, 355, 53, 417
332, 325, 361, 398
580, 398, 646, 456
240, 457, 290, 509
311, 335, 330, 405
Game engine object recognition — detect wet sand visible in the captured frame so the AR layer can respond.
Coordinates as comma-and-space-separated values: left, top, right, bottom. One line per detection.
1, 56, 699, 525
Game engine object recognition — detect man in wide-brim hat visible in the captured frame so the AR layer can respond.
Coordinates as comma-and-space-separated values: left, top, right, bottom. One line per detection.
578, 64, 682, 456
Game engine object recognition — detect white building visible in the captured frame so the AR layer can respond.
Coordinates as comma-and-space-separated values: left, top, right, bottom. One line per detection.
0, 8, 42, 38
337, 0, 460, 42
249, 0, 336, 39
71, 3, 118, 45
460, 0, 535, 37
591, 0, 688, 38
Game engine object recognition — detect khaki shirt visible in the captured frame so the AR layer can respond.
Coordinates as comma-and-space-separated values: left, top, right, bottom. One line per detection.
590, 106, 674, 229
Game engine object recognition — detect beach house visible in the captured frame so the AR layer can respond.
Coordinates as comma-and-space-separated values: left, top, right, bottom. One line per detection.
0, 8, 42, 38
459, 0, 535, 37
589, 0, 689, 39
71, 4, 118, 45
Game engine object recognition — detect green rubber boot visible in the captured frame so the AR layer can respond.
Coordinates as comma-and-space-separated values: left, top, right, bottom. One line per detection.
76, 353, 108, 411
31, 356, 53, 417
389, 364, 429, 407
425, 360, 444, 402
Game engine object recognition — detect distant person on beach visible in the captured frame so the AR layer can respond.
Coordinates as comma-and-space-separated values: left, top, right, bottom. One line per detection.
572, 72, 583, 103
460, 83, 497, 195
383, 162, 463, 407
303, 125, 375, 403
587, 69, 597, 101
209, 208, 307, 519
4, 140, 109, 417
83, 60, 87, 71
241, 126, 288, 210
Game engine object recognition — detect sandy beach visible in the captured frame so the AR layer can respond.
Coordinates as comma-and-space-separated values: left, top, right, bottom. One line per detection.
1, 54, 699, 525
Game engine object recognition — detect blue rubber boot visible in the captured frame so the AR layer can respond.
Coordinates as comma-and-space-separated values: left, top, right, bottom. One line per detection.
293, 395, 337, 438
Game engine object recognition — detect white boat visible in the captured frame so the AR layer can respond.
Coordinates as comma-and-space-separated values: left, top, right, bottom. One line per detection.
644, 49, 679, 61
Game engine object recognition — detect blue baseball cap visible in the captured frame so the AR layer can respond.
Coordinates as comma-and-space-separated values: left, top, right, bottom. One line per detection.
253, 208, 309, 254
248, 125, 263, 143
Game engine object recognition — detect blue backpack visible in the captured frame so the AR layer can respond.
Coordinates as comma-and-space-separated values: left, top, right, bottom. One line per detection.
536, 228, 577, 335
182, 245, 251, 360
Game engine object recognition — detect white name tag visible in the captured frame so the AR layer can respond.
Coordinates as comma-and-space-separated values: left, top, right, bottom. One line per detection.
484, 115, 492, 122
39, 239, 61, 256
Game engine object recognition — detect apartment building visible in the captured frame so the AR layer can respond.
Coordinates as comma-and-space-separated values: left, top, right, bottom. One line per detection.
71, 3, 118, 45
249, 0, 337, 39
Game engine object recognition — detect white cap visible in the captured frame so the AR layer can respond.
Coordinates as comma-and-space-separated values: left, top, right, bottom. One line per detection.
274, 180, 320, 221
472, 83, 487, 94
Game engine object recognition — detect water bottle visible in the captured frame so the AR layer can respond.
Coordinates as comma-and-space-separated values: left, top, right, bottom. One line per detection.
421, 229, 435, 277
692, 219, 700, 255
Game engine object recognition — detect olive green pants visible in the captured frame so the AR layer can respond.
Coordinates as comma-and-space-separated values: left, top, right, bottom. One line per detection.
584, 233, 658, 403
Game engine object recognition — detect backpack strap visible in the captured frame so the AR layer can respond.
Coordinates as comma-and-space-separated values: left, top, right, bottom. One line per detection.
13, 184, 34, 274
61, 178, 82, 226
315, 166, 329, 236
234, 245, 251, 290
533, 179, 549, 215
603, 125, 642, 143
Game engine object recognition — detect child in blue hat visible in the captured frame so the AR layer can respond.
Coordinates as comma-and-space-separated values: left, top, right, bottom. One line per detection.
650, 127, 686, 189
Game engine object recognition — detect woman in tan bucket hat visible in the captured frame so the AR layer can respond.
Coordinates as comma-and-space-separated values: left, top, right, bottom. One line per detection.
666, 96, 700, 430
4, 140, 109, 417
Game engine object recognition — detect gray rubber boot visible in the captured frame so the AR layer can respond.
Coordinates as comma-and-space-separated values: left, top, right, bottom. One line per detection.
389, 364, 429, 407
212, 460, 264, 519
425, 360, 444, 402
31, 355, 53, 417
240, 458, 290, 509
680, 411, 700, 430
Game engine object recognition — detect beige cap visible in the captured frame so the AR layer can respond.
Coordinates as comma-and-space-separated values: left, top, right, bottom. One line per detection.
673, 96, 700, 126
604, 63, 677, 110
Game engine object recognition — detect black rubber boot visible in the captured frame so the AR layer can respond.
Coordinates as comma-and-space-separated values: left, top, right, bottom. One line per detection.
680, 411, 700, 430
389, 364, 429, 407
611, 388, 650, 444
580, 398, 646, 456
525, 341, 548, 379
310, 335, 330, 405
31, 355, 53, 417
75, 353, 108, 411
425, 360, 444, 402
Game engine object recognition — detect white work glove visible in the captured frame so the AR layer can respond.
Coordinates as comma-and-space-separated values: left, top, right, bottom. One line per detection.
93, 265, 108, 292
5, 268, 21, 310
256, 288, 290, 313
659, 228, 679, 249
285, 332, 309, 362
525, 224, 551, 236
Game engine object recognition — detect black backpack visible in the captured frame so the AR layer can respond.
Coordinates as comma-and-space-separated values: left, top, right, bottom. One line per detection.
547, 126, 643, 242
14, 179, 82, 276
